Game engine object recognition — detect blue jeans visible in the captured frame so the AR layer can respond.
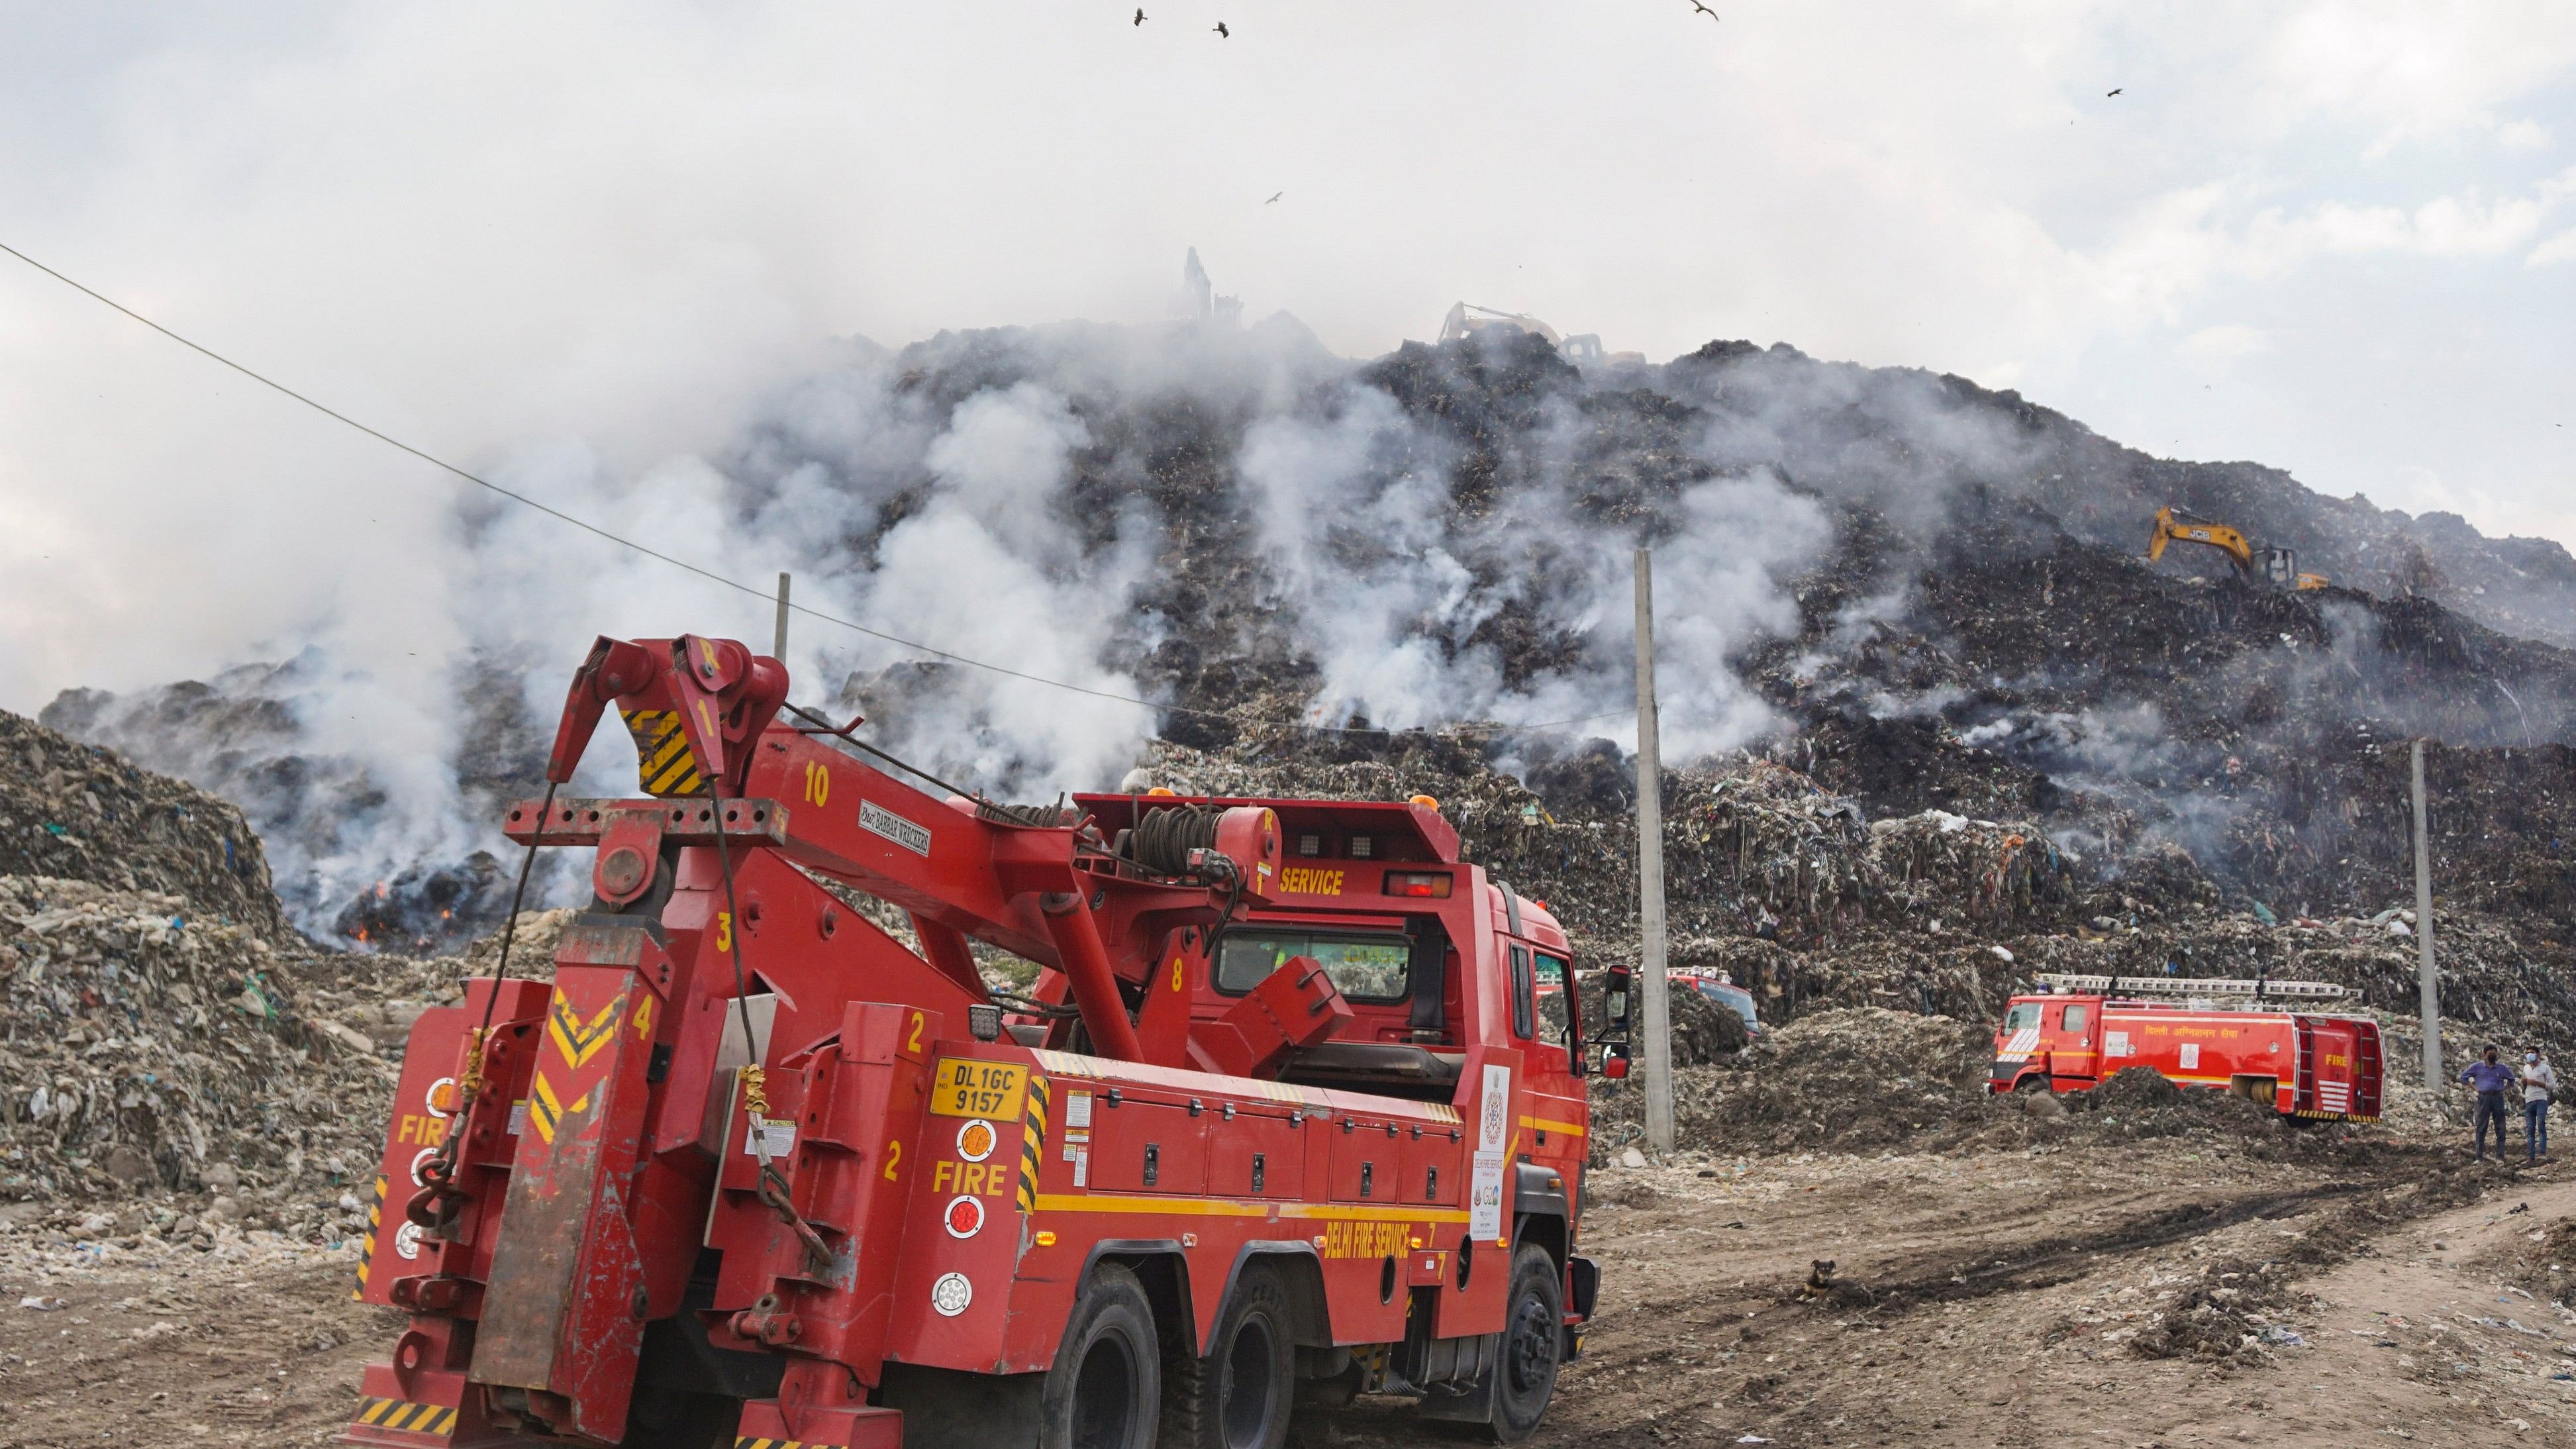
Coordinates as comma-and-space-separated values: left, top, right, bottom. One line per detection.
2528, 1100, 2550, 1160
2476, 1092, 2508, 1156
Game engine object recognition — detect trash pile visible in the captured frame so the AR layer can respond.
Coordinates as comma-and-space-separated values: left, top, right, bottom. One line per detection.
1865, 810, 2078, 930
0, 875, 396, 1206
0, 710, 287, 939
1586, 1007, 1994, 1158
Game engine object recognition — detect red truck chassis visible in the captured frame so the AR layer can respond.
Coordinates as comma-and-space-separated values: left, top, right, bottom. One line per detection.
345, 634, 1609, 1449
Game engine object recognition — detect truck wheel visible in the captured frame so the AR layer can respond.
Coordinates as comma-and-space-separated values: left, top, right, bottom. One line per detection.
1488, 1244, 1563, 1444
1044, 1263, 1162, 1449
1164, 1264, 1294, 1449
2012, 1074, 2050, 1094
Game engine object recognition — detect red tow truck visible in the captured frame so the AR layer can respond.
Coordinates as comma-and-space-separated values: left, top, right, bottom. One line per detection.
1987, 973, 2384, 1122
346, 634, 1616, 1449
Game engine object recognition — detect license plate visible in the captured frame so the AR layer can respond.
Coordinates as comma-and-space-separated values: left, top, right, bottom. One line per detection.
929, 1058, 1028, 1119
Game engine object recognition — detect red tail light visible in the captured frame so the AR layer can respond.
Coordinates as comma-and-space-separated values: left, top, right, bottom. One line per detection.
1382, 871, 1452, 899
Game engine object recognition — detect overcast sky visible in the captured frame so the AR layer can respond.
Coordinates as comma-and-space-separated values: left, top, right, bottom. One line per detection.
1, 2, 2571, 712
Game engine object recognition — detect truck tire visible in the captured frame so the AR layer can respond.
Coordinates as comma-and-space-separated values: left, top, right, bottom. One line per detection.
1488, 1244, 1563, 1444
1044, 1263, 1162, 1449
1162, 1263, 1294, 1449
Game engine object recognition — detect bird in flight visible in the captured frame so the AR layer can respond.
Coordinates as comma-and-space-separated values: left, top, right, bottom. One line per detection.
1134, 8, 1145, 25
2106, 87, 2123, 96
1265, 191, 1283, 203
1688, 0, 1718, 19
1214, 21, 1230, 37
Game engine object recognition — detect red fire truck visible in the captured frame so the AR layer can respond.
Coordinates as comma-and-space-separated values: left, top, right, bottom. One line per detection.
346, 634, 1614, 1449
1987, 974, 2384, 1122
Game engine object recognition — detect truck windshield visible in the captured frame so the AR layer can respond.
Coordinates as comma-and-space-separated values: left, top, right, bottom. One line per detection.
1215, 930, 1411, 1001
1697, 981, 1759, 1028
2003, 1003, 2041, 1032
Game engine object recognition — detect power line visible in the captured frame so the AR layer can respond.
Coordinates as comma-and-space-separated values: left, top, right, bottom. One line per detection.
0, 238, 1640, 740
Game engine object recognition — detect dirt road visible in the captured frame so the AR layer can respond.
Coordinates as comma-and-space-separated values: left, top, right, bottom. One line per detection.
1, 1133, 2564, 1448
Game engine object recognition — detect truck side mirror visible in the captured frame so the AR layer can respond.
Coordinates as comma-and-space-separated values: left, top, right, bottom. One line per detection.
1602, 964, 1632, 1042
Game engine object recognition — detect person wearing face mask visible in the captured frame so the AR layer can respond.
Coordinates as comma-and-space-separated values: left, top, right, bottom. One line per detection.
2462, 1046, 2518, 1161
2522, 1049, 2557, 1163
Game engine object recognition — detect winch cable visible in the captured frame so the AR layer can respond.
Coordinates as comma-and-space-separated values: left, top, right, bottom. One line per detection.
407, 778, 556, 1232
781, 702, 1002, 810
707, 782, 834, 1270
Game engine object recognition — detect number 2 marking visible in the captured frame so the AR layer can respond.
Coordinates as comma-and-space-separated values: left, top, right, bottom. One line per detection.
883, 1140, 903, 1181
906, 1011, 926, 1054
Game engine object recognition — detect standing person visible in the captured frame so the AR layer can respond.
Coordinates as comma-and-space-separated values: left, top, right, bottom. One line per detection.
2461, 1046, 2517, 1162
2523, 1049, 2557, 1163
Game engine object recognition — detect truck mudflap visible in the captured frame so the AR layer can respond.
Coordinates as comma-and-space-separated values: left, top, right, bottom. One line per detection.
1567, 1254, 1600, 1320
1565, 1254, 1601, 1361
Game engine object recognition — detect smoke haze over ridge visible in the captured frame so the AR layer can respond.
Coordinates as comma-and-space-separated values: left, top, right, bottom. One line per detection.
3, 3, 2573, 938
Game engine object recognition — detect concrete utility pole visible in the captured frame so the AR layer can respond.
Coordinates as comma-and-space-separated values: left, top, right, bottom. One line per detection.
1633, 549, 1675, 1154
2412, 739, 2442, 1089
773, 572, 793, 660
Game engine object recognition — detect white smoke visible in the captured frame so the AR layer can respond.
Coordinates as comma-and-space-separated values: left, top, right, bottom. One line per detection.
39, 322, 1911, 938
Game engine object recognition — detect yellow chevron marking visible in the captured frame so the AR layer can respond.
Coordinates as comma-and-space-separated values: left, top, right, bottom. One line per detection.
351, 1174, 389, 1299
528, 1072, 591, 1144
356, 1397, 458, 1436
622, 709, 707, 797
547, 991, 626, 1069
731, 1438, 812, 1449
1016, 1077, 1052, 1215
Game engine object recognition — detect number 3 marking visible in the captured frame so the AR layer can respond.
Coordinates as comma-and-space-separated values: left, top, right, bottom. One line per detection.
715, 911, 732, 952
883, 1140, 903, 1181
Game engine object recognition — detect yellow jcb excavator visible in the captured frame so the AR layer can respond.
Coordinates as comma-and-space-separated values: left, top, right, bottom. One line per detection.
2146, 507, 2329, 590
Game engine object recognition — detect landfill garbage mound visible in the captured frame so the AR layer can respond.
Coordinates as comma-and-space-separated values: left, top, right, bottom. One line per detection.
0, 709, 287, 940
0, 875, 400, 1212
1585, 1007, 1993, 1156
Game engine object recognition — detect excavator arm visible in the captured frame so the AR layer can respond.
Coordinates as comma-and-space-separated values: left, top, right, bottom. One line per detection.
2145, 506, 2255, 575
